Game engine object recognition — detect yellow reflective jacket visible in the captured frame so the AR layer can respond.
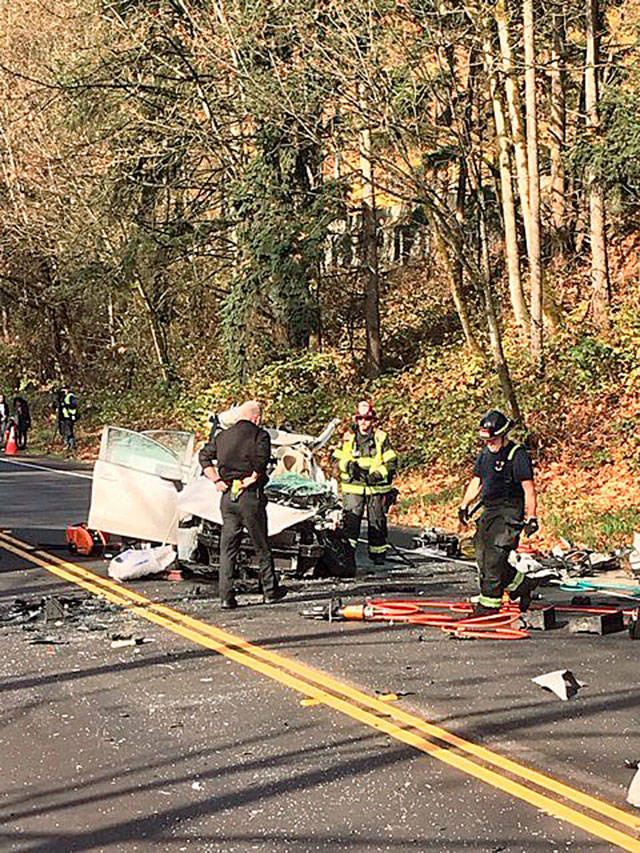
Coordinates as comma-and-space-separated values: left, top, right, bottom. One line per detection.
332, 428, 397, 495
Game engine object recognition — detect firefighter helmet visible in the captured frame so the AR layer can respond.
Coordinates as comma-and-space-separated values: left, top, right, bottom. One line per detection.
478, 409, 512, 439
354, 400, 375, 421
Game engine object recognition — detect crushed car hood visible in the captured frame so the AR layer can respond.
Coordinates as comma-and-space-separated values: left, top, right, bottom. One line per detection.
177, 478, 317, 536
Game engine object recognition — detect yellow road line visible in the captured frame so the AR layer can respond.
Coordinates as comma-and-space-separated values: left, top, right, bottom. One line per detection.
5, 530, 636, 834
2, 532, 639, 851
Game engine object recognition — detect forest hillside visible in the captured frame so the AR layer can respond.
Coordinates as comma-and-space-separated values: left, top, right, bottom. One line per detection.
1, 0, 639, 548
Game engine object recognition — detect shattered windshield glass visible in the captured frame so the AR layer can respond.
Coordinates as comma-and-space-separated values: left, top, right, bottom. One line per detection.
100, 427, 184, 479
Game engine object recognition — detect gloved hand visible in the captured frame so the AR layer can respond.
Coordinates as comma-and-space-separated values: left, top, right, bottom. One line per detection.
458, 506, 469, 526
346, 460, 360, 479
523, 516, 539, 537
368, 469, 384, 484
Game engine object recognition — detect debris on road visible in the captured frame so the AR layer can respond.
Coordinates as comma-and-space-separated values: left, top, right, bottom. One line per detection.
627, 767, 640, 807
531, 669, 584, 701
110, 634, 152, 648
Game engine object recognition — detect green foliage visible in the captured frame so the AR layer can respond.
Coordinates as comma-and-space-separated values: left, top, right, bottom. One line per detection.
568, 336, 631, 388
193, 350, 358, 435
223, 129, 348, 378
545, 506, 640, 551
569, 87, 640, 209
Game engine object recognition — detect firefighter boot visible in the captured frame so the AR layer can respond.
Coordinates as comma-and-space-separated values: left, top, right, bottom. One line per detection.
509, 575, 539, 612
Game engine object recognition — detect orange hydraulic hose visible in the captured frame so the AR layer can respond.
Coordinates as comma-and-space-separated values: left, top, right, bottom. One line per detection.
339, 598, 529, 639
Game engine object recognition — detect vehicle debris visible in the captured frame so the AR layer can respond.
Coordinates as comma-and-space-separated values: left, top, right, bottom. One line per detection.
110, 634, 152, 648
531, 669, 584, 701
627, 766, 640, 808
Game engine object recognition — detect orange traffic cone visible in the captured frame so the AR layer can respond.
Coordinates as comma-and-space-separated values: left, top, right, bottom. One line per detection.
4, 424, 18, 455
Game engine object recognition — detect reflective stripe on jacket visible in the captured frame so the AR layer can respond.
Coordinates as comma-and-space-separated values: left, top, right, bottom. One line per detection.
332, 428, 397, 496
61, 393, 77, 421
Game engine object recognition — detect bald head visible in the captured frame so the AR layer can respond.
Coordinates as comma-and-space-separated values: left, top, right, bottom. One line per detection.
237, 399, 262, 425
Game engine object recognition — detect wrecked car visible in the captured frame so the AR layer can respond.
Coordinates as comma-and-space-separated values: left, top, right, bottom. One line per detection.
87, 416, 354, 580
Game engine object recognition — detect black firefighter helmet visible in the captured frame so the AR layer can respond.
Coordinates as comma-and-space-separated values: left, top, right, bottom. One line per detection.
478, 409, 513, 440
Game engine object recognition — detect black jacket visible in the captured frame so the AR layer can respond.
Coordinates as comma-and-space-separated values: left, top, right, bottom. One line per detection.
199, 419, 271, 488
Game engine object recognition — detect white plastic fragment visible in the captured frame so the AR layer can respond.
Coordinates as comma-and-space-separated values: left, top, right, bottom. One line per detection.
531, 669, 584, 701
628, 768, 640, 808
111, 637, 136, 648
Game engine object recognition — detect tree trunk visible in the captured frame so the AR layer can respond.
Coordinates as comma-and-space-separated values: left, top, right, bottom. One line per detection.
359, 125, 382, 378
434, 227, 484, 357
549, 11, 567, 267
483, 34, 529, 332
136, 279, 170, 383
478, 194, 522, 422
495, 0, 530, 249
523, 0, 543, 367
585, 0, 610, 329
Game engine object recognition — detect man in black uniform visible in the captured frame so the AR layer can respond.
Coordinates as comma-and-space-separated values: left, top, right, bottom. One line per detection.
13, 396, 31, 450
198, 400, 286, 609
458, 409, 539, 614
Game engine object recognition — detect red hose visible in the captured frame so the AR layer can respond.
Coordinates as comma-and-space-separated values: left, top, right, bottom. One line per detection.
341, 598, 528, 639
337, 597, 630, 641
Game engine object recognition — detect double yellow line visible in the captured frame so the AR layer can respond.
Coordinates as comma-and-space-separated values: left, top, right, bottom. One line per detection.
2, 529, 639, 851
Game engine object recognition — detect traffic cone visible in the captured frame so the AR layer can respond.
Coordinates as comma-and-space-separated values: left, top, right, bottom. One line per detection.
4, 424, 18, 455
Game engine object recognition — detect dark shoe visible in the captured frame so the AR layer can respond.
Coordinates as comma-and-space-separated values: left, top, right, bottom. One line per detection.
263, 586, 288, 605
371, 553, 386, 566
220, 597, 238, 610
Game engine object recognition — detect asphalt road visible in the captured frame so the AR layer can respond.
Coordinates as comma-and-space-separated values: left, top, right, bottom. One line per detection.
0, 455, 639, 853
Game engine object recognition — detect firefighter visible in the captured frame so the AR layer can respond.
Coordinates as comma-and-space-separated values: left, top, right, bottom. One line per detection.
199, 400, 287, 609
333, 400, 398, 568
58, 388, 78, 451
458, 409, 539, 614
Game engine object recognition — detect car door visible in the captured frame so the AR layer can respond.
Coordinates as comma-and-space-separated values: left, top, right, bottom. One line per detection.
88, 427, 191, 545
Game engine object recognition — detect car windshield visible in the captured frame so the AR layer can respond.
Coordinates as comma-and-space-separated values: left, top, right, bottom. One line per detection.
142, 430, 194, 467
99, 426, 186, 479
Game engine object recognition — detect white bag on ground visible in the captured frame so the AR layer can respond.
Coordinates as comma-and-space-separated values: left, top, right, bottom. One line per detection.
108, 545, 176, 580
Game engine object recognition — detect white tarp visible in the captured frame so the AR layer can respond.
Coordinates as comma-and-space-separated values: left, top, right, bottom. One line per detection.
177, 477, 316, 536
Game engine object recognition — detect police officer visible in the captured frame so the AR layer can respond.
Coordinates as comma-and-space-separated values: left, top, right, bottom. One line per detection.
333, 400, 398, 568
58, 388, 78, 451
458, 409, 539, 614
199, 400, 286, 609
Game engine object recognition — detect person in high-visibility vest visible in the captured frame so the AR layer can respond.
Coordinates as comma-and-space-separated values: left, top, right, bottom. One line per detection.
333, 400, 398, 568
57, 388, 78, 451
458, 409, 539, 615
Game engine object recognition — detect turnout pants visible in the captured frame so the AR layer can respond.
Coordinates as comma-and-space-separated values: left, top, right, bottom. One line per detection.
219, 489, 277, 602
16, 422, 28, 449
342, 493, 388, 561
475, 508, 527, 609
60, 419, 75, 449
